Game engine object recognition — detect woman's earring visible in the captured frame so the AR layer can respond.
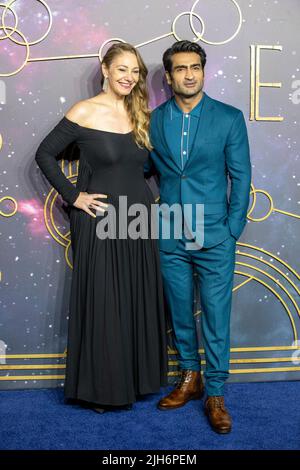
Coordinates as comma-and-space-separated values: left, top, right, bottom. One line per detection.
103, 77, 108, 92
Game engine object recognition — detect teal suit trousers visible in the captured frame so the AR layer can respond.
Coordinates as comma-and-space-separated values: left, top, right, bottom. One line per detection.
159, 234, 236, 396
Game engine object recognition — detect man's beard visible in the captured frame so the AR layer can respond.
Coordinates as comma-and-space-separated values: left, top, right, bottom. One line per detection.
173, 82, 203, 99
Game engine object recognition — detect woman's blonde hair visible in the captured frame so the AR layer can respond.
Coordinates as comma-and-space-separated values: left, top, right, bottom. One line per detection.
101, 42, 152, 150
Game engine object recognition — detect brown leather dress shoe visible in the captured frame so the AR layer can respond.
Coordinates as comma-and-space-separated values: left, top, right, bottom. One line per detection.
157, 370, 204, 410
205, 396, 232, 434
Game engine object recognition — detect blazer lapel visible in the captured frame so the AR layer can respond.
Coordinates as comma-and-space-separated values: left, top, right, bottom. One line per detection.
151, 105, 181, 173
162, 103, 182, 173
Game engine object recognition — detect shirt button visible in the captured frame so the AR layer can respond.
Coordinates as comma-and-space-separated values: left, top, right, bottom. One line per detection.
183, 132, 187, 136
185, 114, 189, 118
181, 175, 187, 179
183, 151, 187, 155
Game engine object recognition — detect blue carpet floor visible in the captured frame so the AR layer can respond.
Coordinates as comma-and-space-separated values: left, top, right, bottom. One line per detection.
0, 381, 299, 450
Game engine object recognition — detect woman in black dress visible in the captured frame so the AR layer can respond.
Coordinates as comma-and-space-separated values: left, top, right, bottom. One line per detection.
35, 43, 167, 411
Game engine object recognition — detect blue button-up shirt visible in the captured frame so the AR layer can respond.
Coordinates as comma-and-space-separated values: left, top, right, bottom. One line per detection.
167, 96, 204, 170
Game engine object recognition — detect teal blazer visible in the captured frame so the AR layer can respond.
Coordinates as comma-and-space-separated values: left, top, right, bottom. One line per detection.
148, 92, 251, 251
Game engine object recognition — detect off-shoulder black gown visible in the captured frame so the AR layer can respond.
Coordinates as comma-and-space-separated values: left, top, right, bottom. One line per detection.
36, 116, 167, 406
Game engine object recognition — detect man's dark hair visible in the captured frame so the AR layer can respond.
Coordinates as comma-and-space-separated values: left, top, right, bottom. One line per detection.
163, 40, 207, 74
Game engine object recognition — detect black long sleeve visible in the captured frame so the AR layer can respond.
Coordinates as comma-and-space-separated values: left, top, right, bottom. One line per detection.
35, 117, 81, 205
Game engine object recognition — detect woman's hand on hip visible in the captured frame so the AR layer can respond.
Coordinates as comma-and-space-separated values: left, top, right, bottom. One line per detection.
73, 192, 108, 218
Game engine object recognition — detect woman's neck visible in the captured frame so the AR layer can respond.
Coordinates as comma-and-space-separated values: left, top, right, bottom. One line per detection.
103, 88, 126, 111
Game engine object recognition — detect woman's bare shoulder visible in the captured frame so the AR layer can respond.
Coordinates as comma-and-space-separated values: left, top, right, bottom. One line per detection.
65, 100, 92, 125
65, 95, 110, 125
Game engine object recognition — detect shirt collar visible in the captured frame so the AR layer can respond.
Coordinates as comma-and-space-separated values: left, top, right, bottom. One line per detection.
169, 92, 205, 120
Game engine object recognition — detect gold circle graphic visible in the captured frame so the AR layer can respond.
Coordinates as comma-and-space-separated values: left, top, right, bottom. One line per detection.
0, 196, 18, 217
190, 0, 242, 45
0, 26, 29, 77
172, 11, 205, 43
2, 0, 52, 46
248, 187, 274, 222
98, 37, 126, 62
0, 2, 18, 40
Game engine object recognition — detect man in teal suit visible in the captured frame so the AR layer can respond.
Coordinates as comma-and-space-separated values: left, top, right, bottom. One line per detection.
147, 41, 251, 434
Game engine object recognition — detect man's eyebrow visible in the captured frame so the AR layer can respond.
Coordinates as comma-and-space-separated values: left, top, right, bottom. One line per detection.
173, 63, 201, 69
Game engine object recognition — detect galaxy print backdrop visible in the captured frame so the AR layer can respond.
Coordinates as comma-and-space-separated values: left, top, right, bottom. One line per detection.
0, 0, 299, 390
